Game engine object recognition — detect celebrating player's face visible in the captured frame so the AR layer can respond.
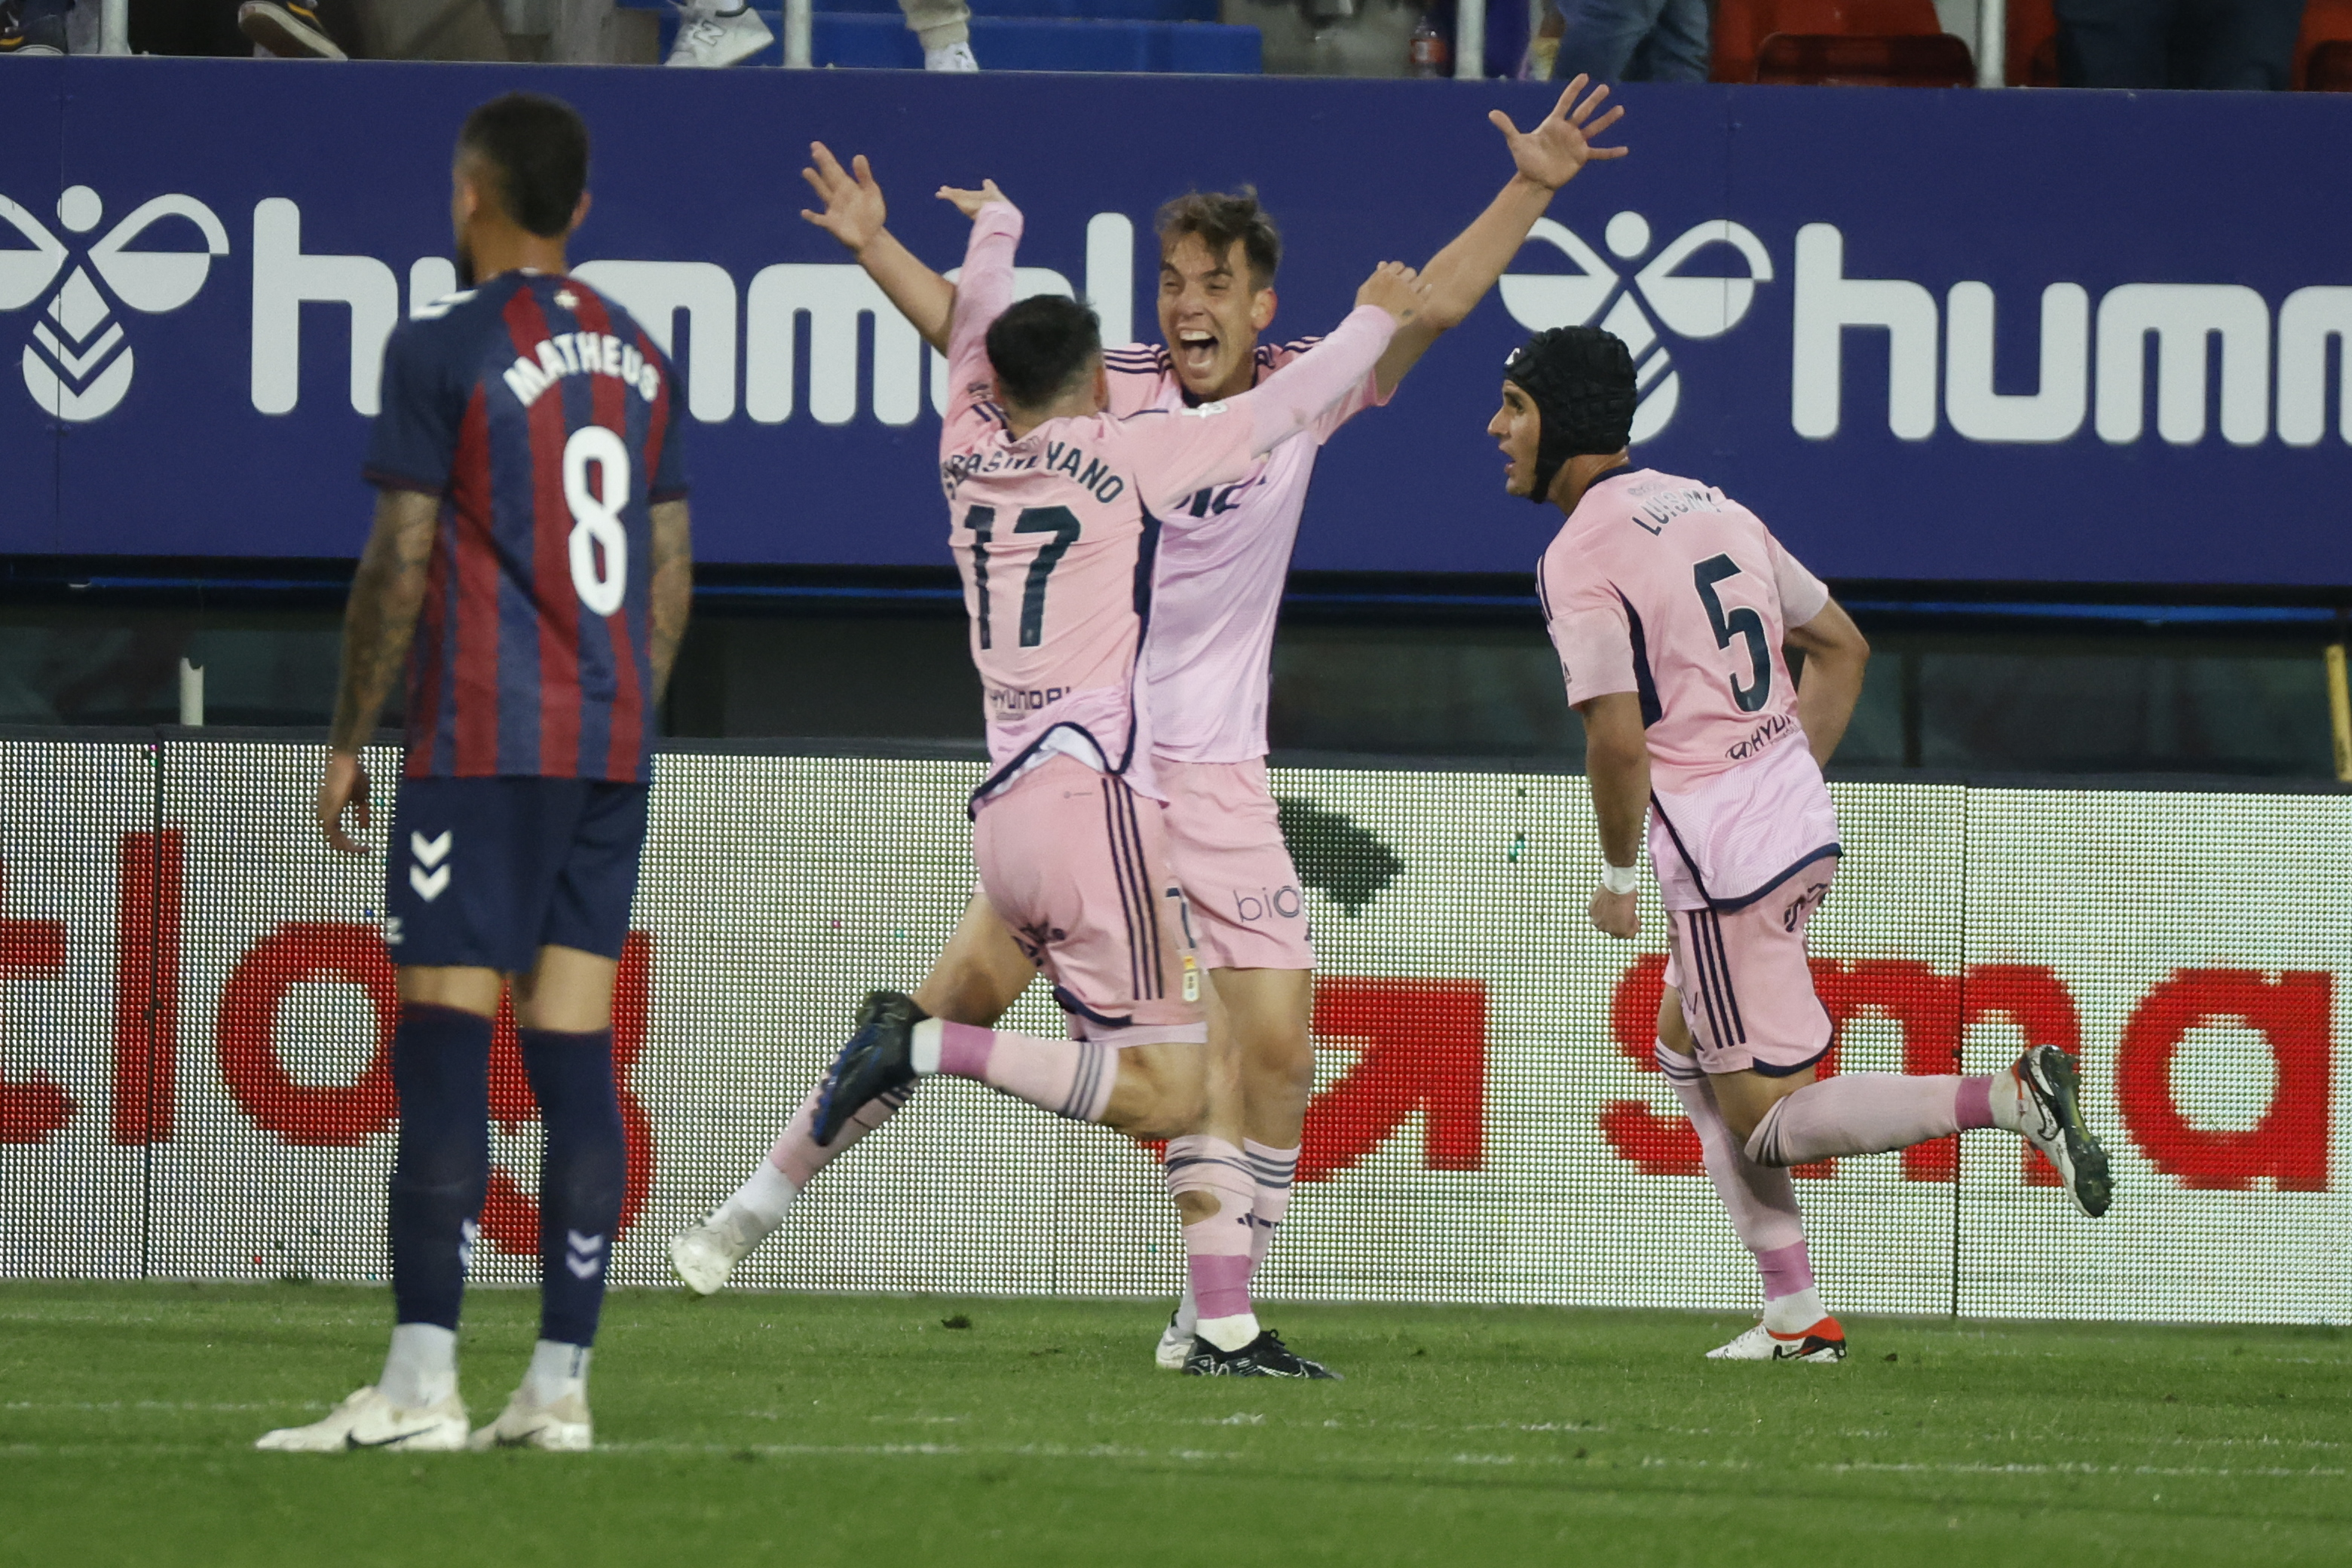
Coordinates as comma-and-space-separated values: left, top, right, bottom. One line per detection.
1490, 381, 1544, 499
1157, 235, 1275, 402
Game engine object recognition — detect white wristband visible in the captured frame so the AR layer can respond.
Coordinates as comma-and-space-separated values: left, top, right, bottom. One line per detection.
1600, 862, 1640, 897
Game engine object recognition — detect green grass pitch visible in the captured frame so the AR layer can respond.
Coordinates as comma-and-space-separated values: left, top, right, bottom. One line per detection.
3, 1282, 2345, 1566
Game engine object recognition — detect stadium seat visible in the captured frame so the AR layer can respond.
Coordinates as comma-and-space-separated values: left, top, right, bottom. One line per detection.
1710, 0, 1953, 84
2298, 0, 2352, 88
2006, 0, 2059, 86
1753, 29, 1973, 85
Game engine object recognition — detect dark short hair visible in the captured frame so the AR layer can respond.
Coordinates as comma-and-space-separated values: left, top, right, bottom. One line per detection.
1156, 188, 1281, 289
986, 296, 1102, 410
458, 93, 589, 239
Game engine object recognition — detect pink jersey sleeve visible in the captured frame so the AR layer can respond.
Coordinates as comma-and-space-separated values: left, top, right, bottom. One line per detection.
1543, 547, 1640, 709
1113, 401, 1262, 515
1768, 532, 1831, 627
1102, 344, 1171, 416
941, 203, 1022, 458
1235, 306, 1396, 460
1264, 335, 1392, 444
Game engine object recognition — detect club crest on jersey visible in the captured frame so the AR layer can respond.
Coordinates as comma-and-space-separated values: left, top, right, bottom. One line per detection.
1499, 212, 1774, 444
0, 186, 231, 422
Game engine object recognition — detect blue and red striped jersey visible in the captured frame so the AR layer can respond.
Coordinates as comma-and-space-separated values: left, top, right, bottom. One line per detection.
363, 271, 688, 784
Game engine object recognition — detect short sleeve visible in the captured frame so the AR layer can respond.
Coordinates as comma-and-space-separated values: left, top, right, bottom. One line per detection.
1768, 533, 1830, 628
1542, 551, 1639, 709
1117, 403, 1259, 514
361, 321, 460, 495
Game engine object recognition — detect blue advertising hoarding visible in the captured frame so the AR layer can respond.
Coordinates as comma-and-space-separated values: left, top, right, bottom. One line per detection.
2, 59, 2347, 584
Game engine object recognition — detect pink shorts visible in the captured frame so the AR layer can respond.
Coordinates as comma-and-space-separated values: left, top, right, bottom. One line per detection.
1156, 757, 1314, 972
971, 755, 1204, 1044
1662, 863, 1837, 1076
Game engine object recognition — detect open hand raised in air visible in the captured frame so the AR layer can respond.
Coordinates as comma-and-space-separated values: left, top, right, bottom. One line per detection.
1489, 74, 1629, 191
937, 180, 1010, 220
798, 143, 890, 254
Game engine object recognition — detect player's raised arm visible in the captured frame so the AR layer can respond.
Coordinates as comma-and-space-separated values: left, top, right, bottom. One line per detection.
937, 185, 1022, 443
1372, 76, 1627, 397
316, 488, 437, 856
1132, 262, 1423, 514
800, 145, 958, 354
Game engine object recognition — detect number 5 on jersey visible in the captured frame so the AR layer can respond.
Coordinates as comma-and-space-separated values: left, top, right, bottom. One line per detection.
564, 425, 630, 617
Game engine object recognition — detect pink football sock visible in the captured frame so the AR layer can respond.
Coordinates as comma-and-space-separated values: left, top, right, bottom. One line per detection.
932, 1020, 1116, 1124
1165, 1135, 1257, 1323
767, 1080, 913, 1191
1657, 1043, 1811, 1288
1744, 1073, 1989, 1168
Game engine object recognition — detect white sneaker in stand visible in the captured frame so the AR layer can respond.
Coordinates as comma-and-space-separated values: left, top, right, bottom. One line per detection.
470, 1388, 593, 1452
665, 4, 773, 67
923, 40, 979, 71
255, 1386, 469, 1452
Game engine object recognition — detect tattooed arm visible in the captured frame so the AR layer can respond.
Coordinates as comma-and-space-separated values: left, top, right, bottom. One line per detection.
317, 489, 439, 856
649, 498, 694, 701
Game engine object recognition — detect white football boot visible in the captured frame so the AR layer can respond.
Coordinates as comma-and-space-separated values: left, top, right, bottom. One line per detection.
255, 1386, 469, 1452
470, 1388, 593, 1452
668, 1207, 765, 1296
2006, 1045, 2115, 1218
664, 3, 772, 67
1153, 1309, 1193, 1371
1706, 1318, 1848, 1364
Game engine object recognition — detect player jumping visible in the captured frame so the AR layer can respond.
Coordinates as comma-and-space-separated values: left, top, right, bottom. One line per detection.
670, 84, 1627, 1372
1499, 326, 2113, 1363
802, 182, 1423, 1376
259, 93, 693, 1451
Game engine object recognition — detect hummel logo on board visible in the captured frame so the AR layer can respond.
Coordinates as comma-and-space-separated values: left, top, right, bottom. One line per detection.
0, 185, 230, 421
1499, 212, 1774, 444
409, 830, 452, 902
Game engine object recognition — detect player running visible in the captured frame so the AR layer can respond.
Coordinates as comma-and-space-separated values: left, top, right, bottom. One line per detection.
802, 182, 1423, 1376
258, 93, 693, 1451
1500, 326, 2114, 1364
669, 84, 1627, 1371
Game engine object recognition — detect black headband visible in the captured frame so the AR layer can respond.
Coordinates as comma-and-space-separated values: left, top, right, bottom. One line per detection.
1504, 326, 1637, 504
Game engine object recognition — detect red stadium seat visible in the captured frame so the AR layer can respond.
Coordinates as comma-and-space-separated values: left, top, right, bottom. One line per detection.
1753, 29, 1975, 84
2007, 0, 2060, 85
1711, 0, 1952, 84
2298, 0, 2352, 88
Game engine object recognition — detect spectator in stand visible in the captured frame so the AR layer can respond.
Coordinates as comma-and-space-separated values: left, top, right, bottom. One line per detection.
666, 0, 980, 68
1538, 0, 1710, 83
1, 0, 72, 54
2056, 0, 2306, 89
239, 0, 363, 57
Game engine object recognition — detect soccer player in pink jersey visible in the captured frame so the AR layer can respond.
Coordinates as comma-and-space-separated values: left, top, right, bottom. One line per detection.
669, 87, 1628, 1370
800, 182, 1426, 1376
1502, 326, 2115, 1363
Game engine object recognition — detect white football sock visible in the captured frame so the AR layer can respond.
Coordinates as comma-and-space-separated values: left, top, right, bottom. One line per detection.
910, 1018, 945, 1074
1762, 1285, 1827, 1335
520, 1340, 590, 1406
1171, 1281, 1199, 1337
378, 1322, 457, 1410
1195, 1310, 1260, 1352
1989, 1065, 2029, 1132
719, 1162, 798, 1240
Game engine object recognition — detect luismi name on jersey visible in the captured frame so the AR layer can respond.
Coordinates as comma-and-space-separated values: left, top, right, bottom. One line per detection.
502, 329, 661, 408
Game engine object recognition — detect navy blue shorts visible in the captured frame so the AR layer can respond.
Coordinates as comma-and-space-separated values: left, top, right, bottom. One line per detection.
383, 776, 650, 973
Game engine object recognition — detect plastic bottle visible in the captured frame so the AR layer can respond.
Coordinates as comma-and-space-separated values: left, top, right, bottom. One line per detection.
1409, 6, 1450, 77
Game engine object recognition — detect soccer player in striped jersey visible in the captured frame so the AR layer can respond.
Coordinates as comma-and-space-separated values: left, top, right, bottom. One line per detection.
804, 184, 1423, 1376
669, 85, 1626, 1371
259, 93, 694, 1452
1502, 326, 2112, 1363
